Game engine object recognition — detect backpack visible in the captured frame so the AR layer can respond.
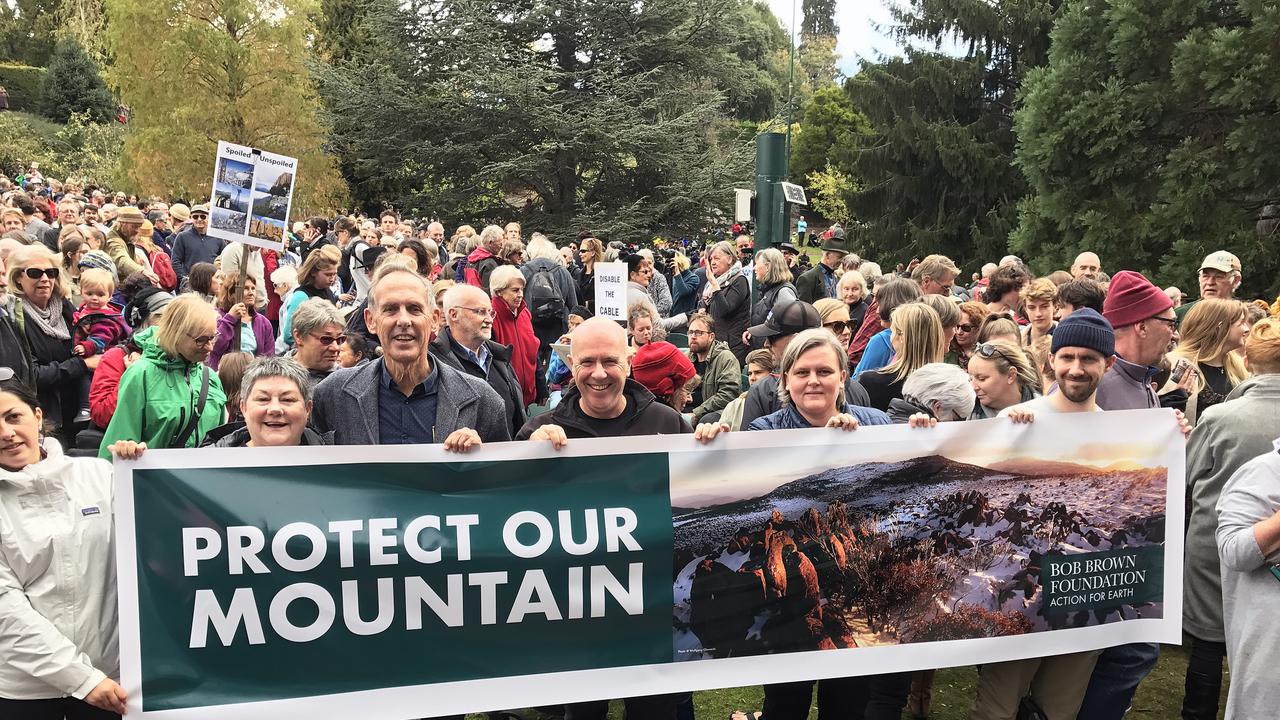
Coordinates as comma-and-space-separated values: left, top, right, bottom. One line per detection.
340, 240, 367, 292
526, 265, 565, 322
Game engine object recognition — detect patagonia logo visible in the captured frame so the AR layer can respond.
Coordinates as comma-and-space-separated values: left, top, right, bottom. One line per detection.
81, 506, 101, 517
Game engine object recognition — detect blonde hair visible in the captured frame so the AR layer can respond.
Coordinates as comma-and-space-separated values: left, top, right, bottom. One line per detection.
297, 245, 341, 288
778, 328, 848, 407
973, 340, 1043, 397
8, 244, 71, 301
155, 294, 217, 359
1020, 277, 1058, 305
754, 248, 792, 285
919, 293, 961, 329
882, 303, 946, 382
672, 252, 691, 273
1168, 299, 1249, 391
78, 267, 115, 294
1245, 318, 1280, 375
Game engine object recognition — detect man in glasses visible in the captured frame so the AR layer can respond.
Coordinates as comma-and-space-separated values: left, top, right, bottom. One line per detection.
1175, 250, 1243, 323
430, 284, 527, 437
171, 204, 223, 282
909, 254, 960, 297
1096, 270, 1176, 412
685, 311, 740, 424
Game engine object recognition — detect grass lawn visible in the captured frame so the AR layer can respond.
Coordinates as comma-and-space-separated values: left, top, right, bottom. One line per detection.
467, 642, 1225, 719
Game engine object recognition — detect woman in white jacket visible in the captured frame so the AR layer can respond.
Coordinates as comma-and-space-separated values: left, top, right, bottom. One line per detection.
0, 370, 128, 718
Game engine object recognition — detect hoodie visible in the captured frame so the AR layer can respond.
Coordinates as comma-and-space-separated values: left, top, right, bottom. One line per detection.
517, 379, 691, 439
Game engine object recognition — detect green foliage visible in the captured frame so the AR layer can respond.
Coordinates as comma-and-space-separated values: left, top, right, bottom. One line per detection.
0, 111, 123, 186
41, 39, 115, 123
314, 0, 776, 240
1013, 0, 1280, 299
105, 0, 347, 211
841, 1, 1059, 268
0, 0, 59, 65
805, 164, 855, 226
789, 84, 870, 186
0, 63, 48, 111
801, 0, 838, 37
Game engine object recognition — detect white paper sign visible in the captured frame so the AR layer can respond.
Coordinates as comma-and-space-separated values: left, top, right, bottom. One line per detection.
593, 261, 627, 321
207, 140, 298, 253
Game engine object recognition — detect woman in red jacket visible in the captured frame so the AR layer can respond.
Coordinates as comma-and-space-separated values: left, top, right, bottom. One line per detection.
489, 265, 540, 407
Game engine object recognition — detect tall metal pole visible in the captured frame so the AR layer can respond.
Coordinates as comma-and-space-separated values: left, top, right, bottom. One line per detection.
755, 132, 787, 308
785, 0, 797, 172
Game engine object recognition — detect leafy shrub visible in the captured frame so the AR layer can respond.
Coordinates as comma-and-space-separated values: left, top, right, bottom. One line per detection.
0, 111, 122, 187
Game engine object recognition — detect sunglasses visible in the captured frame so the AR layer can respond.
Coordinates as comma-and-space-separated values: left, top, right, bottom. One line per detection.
311, 334, 348, 346
23, 267, 60, 280
824, 321, 849, 334
975, 342, 1010, 361
957, 324, 974, 333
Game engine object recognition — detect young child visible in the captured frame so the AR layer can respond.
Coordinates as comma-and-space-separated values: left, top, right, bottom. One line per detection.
73, 268, 129, 422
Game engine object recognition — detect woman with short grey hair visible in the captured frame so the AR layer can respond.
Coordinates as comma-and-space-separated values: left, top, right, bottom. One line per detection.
749, 248, 797, 348
888, 362, 976, 423
290, 297, 348, 386
206, 357, 332, 447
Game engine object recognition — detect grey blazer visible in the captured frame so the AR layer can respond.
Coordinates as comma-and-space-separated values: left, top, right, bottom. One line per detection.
311, 355, 512, 444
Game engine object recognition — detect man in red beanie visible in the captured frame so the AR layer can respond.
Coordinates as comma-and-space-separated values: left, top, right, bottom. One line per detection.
1095, 269, 1176, 411
1079, 269, 1175, 720
632, 340, 699, 411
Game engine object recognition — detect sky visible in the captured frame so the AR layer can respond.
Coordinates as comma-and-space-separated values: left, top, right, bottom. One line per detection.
765, 0, 965, 78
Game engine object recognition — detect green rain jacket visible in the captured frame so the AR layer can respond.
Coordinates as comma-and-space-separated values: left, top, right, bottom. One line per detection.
99, 326, 226, 458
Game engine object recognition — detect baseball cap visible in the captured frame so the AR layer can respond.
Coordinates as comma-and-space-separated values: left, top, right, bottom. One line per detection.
1199, 251, 1240, 274
748, 299, 821, 340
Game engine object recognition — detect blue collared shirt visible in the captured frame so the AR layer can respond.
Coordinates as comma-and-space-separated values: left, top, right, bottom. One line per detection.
378, 361, 439, 444
460, 342, 491, 373
820, 263, 838, 298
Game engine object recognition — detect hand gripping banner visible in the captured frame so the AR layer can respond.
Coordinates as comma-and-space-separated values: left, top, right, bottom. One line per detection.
114, 409, 1184, 718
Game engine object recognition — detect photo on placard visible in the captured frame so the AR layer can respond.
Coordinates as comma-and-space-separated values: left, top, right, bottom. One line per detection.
212, 182, 251, 214
210, 208, 248, 233
215, 157, 253, 190
253, 163, 294, 198
248, 215, 286, 246
670, 441, 1168, 661
250, 191, 289, 222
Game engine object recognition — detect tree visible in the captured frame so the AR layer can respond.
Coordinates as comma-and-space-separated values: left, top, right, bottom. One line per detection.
841, 1, 1060, 267
800, 0, 837, 37
789, 83, 870, 187
1013, 0, 1280, 298
41, 39, 114, 123
105, 0, 346, 210
806, 163, 854, 226
314, 0, 784, 240
0, 0, 61, 65
57, 0, 107, 60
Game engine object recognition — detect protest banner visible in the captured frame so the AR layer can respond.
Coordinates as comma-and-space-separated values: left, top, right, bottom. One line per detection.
207, 140, 298, 253
592, 261, 627, 322
115, 410, 1183, 719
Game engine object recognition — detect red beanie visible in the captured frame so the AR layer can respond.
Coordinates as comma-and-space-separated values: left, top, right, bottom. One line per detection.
1103, 270, 1174, 329
631, 341, 696, 399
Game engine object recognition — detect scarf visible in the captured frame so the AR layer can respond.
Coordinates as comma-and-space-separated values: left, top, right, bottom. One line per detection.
21, 296, 70, 340
701, 261, 744, 303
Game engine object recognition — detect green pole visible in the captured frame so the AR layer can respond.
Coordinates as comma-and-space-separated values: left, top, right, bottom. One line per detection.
754, 131, 787, 309
785, 0, 796, 170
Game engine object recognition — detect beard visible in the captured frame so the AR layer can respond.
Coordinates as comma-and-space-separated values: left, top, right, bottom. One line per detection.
1058, 374, 1100, 404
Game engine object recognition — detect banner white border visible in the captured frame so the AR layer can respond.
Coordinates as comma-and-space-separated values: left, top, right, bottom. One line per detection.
114, 409, 1184, 719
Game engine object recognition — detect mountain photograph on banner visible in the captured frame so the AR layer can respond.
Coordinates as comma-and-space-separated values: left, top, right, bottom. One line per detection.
670, 443, 1168, 662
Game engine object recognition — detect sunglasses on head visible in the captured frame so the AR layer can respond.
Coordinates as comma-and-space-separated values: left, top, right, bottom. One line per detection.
23, 267, 59, 280
975, 342, 1009, 361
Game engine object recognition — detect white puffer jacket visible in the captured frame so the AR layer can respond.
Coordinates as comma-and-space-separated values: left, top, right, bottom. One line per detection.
0, 438, 118, 700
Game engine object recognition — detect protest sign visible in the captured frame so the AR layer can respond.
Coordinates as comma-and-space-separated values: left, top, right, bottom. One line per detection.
115, 410, 1183, 719
207, 141, 298, 252
593, 261, 627, 321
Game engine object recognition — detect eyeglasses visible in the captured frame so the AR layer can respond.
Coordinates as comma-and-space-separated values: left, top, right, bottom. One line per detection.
688, 329, 712, 337
457, 306, 497, 319
975, 342, 1010, 361
1147, 316, 1177, 330
187, 333, 216, 347
824, 321, 849, 334
23, 267, 59, 280
310, 334, 348, 346
957, 324, 974, 333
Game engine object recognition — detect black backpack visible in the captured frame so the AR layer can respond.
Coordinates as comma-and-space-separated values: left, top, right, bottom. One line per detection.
526, 265, 565, 322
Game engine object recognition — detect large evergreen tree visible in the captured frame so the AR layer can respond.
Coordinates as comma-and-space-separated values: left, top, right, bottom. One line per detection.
841, 1, 1059, 267
105, 0, 346, 209
800, 0, 837, 37
41, 38, 114, 123
314, 0, 786, 239
1013, 0, 1280, 297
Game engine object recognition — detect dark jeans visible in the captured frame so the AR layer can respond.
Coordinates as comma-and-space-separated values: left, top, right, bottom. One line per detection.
1076, 642, 1160, 720
565, 693, 680, 719
1181, 635, 1227, 720
0, 697, 119, 720
763, 673, 911, 720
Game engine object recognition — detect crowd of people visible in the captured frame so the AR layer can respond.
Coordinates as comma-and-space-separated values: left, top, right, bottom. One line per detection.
2, 165, 1280, 720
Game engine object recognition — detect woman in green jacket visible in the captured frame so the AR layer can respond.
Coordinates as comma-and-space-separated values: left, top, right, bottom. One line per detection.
99, 295, 227, 458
